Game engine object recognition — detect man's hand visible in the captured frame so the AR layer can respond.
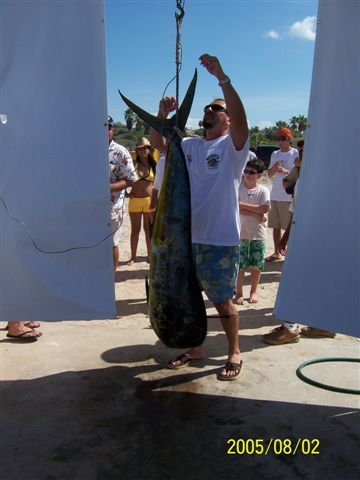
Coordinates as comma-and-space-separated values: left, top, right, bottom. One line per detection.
199, 54, 226, 81
158, 97, 177, 118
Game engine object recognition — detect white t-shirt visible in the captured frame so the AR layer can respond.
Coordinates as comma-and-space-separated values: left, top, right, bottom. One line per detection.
153, 153, 166, 194
181, 134, 249, 246
239, 182, 270, 240
268, 147, 298, 201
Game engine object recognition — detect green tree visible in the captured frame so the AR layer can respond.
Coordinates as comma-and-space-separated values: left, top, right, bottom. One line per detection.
297, 115, 307, 135
124, 108, 136, 132
275, 120, 289, 130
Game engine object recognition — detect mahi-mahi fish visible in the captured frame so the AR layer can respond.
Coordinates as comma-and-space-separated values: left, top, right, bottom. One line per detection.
118, 70, 207, 348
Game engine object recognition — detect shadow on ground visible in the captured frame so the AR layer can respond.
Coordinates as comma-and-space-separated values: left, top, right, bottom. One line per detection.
1, 365, 358, 480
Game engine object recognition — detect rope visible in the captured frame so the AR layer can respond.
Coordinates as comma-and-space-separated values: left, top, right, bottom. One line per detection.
296, 357, 360, 395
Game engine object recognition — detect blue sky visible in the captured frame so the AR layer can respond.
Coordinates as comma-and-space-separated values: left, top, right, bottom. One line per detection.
105, 0, 318, 130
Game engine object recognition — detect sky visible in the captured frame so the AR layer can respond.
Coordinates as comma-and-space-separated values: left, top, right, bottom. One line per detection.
105, 0, 318, 130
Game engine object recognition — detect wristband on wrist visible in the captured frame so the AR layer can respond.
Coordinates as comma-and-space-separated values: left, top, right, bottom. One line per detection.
218, 75, 231, 87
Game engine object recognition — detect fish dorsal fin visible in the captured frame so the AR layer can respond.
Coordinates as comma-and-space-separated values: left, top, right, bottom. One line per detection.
118, 69, 197, 138
176, 69, 197, 132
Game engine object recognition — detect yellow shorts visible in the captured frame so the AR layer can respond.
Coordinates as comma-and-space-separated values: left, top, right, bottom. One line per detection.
128, 196, 155, 213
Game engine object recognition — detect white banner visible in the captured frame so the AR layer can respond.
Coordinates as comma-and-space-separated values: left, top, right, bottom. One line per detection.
274, 0, 360, 337
0, 1, 115, 320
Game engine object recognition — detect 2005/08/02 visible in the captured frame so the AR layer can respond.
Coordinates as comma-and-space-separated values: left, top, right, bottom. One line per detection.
227, 438, 320, 456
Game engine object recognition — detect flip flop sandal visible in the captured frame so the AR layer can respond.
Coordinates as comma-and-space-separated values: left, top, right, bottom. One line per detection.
7, 330, 42, 340
167, 353, 204, 370
265, 255, 282, 262
218, 360, 243, 381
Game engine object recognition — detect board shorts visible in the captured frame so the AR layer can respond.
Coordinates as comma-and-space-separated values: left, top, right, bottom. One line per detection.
268, 200, 292, 229
192, 243, 240, 304
239, 239, 266, 272
111, 208, 123, 246
128, 196, 155, 213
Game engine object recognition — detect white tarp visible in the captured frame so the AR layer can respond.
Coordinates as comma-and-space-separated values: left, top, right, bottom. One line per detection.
0, 0, 115, 320
274, 0, 360, 337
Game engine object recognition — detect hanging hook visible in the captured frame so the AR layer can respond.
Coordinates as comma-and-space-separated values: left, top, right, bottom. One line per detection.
176, 0, 185, 23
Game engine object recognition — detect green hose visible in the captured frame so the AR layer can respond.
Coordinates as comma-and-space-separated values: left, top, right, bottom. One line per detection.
296, 357, 360, 395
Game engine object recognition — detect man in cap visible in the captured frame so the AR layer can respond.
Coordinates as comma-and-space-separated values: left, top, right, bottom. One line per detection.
108, 116, 137, 270
265, 127, 298, 262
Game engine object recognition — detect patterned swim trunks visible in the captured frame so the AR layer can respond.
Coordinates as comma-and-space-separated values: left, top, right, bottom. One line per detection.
239, 239, 266, 271
192, 243, 240, 304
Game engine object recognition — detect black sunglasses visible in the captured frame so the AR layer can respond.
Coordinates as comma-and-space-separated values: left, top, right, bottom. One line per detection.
203, 104, 228, 114
277, 136, 290, 141
244, 169, 258, 175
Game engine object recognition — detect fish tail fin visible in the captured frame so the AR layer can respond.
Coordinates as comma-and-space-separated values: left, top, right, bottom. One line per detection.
118, 68, 197, 137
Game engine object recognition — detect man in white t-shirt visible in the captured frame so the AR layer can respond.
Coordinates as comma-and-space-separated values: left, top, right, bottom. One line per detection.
266, 128, 298, 262
149, 153, 166, 210
151, 54, 249, 381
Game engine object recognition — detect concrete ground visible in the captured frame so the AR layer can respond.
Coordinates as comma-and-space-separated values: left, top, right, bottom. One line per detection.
1, 216, 359, 480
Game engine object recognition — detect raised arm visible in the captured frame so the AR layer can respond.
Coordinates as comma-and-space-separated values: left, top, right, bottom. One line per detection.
150, 97, 176, 154
199, 54, 248, 150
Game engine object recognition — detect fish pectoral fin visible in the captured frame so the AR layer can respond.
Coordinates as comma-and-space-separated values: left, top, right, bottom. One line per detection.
118, 90, 175, 137
118, 68, 197, 137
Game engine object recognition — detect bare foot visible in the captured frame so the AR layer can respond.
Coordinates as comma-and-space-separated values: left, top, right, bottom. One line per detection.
249, 294, 259, 304
7, 322, 42, 339
127, 258, 135, 266
24, 321, 41, 329
232, 294, 244, 305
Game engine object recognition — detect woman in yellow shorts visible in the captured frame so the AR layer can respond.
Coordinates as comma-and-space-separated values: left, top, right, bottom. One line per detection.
127, 137, 156, 265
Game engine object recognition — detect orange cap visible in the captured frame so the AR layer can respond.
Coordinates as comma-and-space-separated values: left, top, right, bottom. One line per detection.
277, 128, 292, 139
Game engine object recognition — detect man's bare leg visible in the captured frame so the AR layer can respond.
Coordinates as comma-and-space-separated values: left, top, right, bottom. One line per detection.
113, 246, 119, 271
272, 228, 282, 257
249, 268, 261, 303
215, 299, 241, 378
233, 270, 245, 305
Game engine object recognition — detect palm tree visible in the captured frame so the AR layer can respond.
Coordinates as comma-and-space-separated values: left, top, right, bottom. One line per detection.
275, 120, 289, 130
263, 127, 277, 141
290, 115, 298, 131
297, 115, 307, 134
124, 108, 136, 132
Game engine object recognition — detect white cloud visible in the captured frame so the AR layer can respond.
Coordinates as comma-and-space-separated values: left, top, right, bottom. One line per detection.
289, 16, 316, 41
256, 120, 275, 130
263, 30, 280, 40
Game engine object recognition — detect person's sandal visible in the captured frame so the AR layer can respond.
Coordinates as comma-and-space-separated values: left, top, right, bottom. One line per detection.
167, 353, 204, 370
217, 360, 243, 381
6, 330, 42, 341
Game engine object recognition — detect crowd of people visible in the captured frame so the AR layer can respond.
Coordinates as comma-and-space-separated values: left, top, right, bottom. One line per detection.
5, 54, 335, 381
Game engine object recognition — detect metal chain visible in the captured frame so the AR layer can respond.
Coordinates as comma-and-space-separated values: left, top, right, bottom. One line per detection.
175, 0, 185, 128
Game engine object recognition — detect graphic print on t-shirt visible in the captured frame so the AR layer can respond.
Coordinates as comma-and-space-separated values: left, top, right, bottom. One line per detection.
206, 151, 220, 170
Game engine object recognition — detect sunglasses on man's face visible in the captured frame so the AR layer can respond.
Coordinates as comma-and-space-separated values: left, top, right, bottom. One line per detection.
244, 169, 258, 175
203, 104, 228, 114
277, 136, 290, 141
